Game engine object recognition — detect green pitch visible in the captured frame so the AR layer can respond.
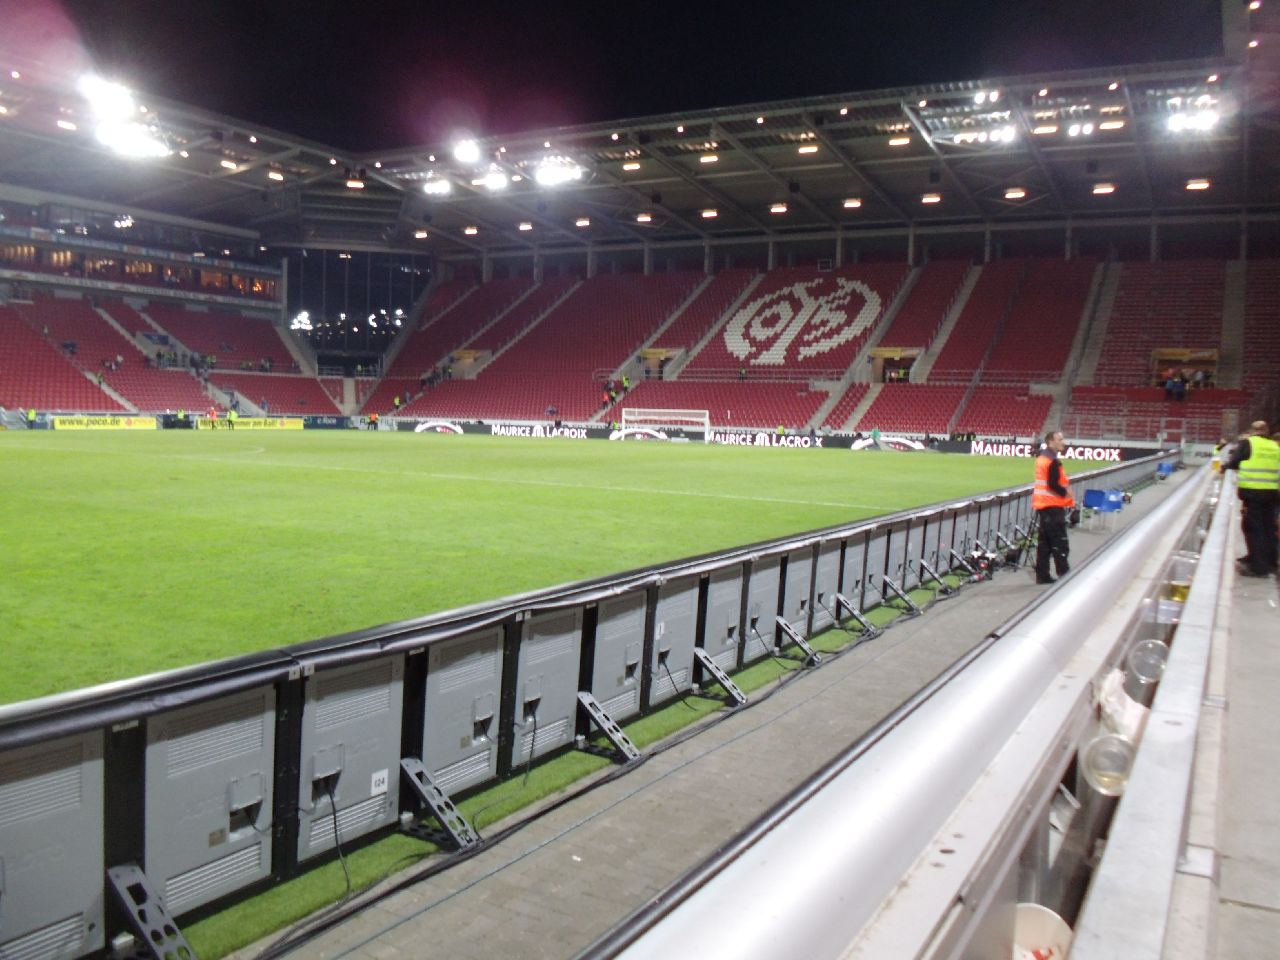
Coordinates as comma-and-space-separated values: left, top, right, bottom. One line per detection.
0, 430, 1029, 706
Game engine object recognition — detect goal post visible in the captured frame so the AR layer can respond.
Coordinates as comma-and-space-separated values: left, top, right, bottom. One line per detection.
619, 407, 712, 442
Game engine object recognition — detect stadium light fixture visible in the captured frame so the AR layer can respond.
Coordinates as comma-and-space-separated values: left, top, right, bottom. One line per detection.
328, 157, 337, 165
1033, 124, 1058, 135
422, 177, 451, 196
345, 175, 364, 189
290, 310, 312, 331
797, 144, 819, 154
518, 221, 533, 231
843, 197, 862, 208
1185, 178, 1211, 190
1099, 120, 1125, 130
1092, 182, 1116, 195
219, 158, 238, 169
56, 118, 78, 131
575, 217, 591, 227
1249, 38, 1259, 48
888, 136, 911, 146
769, 202, 788, 214
267, 169, 284, 182
9, 70, 18, 80
1038, 87, 1049, 97
918, 99, 928, 108
699, 153, 719, 163
1108, 81, 1119, 91
1004, 187, 1027, 200
756, 116, 765, 124
534, 158, 584, 186
414, 228, 429, 239
178, 149, 189, 158
511, 174, 523, 182
676, 124, 685, 133
1167, 110, 1219, 133
1250, 0, 1261, 9
974, 91, 987, 105
454, 139, 482, 164
464, 225, 479, 235
482, 170, 508, 191
921, 192, 942, 204
622, 161, 642, 172
839, 106, 849, 115
0, 106, 8, 116
1207, 74, 1219, 83
611, 132, 619, 140
701, 208, 718, 218
635, 212, 653, 223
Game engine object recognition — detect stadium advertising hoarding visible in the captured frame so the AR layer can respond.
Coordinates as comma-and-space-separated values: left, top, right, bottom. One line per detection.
939, 439, 1154, 461
196, 417, 304, 430
52, 416, 157, 430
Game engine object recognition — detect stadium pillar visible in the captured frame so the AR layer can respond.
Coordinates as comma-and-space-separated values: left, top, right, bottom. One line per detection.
767, 240, 777, 271
1064, 221, 1074, 260
1239, 217, 1249, 260
587, 245, 598, 278
643, 245, 653, 276
703, 241, 713, 275
481, 254, 493, 282
983, 225, 992, 264
835, 232, 845, 268
1149, 219, 1160, 262
534, 251, 545, 283
906, 226, 916, 267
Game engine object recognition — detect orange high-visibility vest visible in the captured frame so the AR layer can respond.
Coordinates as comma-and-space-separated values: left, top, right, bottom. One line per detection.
1033, 453, 1074, 509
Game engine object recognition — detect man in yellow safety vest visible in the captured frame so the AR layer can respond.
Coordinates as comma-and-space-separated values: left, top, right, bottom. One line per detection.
1225, 420, 1279, 577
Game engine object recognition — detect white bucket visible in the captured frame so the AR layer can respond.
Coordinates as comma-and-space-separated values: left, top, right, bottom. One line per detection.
1013, 902, 1073, 960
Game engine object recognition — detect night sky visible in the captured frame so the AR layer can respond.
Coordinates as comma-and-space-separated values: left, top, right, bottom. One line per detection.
17, 0, 1225, 151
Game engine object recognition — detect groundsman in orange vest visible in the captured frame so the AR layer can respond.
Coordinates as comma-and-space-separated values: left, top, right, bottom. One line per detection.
1033, 430, 1074, 584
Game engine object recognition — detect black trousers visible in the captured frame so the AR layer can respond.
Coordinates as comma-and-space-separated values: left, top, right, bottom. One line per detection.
1035, 507, 1070, 580
1239, 490, 1280, 574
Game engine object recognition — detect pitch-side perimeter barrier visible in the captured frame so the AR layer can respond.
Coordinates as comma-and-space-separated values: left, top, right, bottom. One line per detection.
584, 462, 1220, 960
0, 451, 1177, 960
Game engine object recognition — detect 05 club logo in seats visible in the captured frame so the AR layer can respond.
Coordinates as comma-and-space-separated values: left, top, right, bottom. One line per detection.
723, 277, 881, 367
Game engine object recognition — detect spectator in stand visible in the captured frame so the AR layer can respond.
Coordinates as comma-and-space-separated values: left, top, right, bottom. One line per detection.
261, 398, 269, 414
1224, 420, 1279, 578
393, 395, 402, 413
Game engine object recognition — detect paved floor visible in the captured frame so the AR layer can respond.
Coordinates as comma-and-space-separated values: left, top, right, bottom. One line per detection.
229, 477, 1199, 960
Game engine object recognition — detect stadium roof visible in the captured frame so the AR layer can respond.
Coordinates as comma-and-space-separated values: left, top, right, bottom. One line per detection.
2, 44, 1278, 261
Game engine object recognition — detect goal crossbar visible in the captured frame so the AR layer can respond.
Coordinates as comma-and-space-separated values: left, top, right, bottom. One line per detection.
620, 407, 711, 442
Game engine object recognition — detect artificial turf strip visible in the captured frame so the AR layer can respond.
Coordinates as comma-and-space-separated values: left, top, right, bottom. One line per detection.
181, 594, 946, 960
0, 431, 1032, 704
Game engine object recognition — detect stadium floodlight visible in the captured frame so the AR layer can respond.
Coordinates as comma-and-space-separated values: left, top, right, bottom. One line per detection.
918, 99, 927, 107
414, 229, 429, 239
1092, 182, 1116, 195
699, 153, 719, 163
422, 177, 451, 196
635, 212, 653, 223
9, 70, 18, 79
0, 105, 7, 116
1099, 120, 1125, 130
1108, 81, 1119, 91
1038, 87, 1049, 96
463, 225, 479, 235
769, 202, 788, 214
1249, 38, 1259, 48
78, 74, 135, 121
701, 208, 718, 218
1033, 124, 1058, 135
888, 136, 911, 146
345, 175, 364, 189
1250, 0, 1261, 9
974, 91, 987, 105
575, 217, 591, 227
267, 169, 284, 181
611, 132, 619, 140
1207, 73, 1219, 83
797, 144, 819, 154
1185, 178, 1211, 190
1167, 110, 1219, 133
839, 107, 848, 115
1004, 187, 1027, 199
518, 221, 533, 231
533, 158, 583, 186
482, 170, 508, 191
290, 310, 312, 331
56, 118, 78, 131
220, 158, 238, 169
843, 197, 862, 208
921, 192, 942, 203
454, 139, 482, 164
622, 161, 641, 171
676, 124, 684, 133
96, 120, 170, 158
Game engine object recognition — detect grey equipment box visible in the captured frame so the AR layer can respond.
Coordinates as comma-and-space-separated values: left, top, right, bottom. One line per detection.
591, 593, 646, 722
810, 540, 843, 634
742, 555, 781, 664
513, 608, 584, 764
780, 548, 815, 637
649, 576, 698, 707
704, 566, 745, 673
841, 533, 869, 611
424, 626, 504, 794
145, 686, 275, 916
297, 656, 405, 862
0, 732, 105, 959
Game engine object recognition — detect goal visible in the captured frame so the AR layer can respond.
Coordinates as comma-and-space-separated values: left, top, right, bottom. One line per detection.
619, 407, 711, 442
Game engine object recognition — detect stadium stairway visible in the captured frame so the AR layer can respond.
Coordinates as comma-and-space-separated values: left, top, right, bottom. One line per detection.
1217, 260, 1246, 389
838, 381, 881, 430
466, 278, 582, 377
661, 273, 764, 380
598, 273, 715, 387
842, 262, 923, 384
907, 263, 980, 381
1071, 261, 1123, 386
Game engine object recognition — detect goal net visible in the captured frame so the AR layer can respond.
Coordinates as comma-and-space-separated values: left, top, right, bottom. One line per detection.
620, 407, 711, 442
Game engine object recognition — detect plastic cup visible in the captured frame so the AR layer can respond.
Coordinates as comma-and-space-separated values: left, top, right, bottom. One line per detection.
1081, 733, 1135, 797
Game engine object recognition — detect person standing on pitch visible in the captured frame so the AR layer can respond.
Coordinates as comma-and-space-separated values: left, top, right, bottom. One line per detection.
1224, 420, 1279, 577
1033, 430, 1075, 584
